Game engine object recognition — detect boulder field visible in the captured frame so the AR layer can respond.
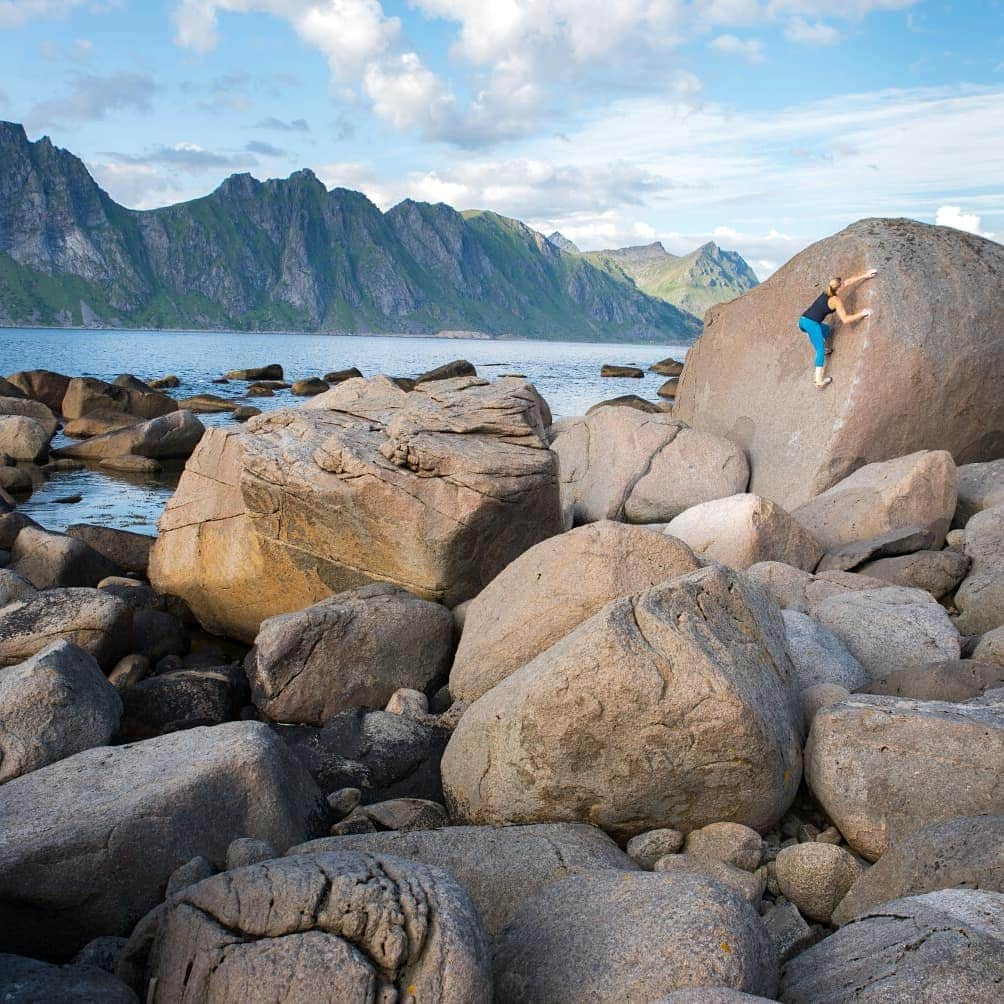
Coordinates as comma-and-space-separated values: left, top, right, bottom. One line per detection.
1, 217, 1003, 1001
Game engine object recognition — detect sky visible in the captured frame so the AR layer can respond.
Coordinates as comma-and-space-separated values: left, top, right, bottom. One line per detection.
1, 1, 1001, 277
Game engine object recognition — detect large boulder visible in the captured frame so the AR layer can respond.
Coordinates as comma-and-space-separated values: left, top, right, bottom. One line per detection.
674, 218, 1004, 510
550, 408, 749, 526
450, 521, 700, 702
128, 852, 490, 1003
492, 872, 778, 1002
780, 889, 1004, 1003
665, 494, 824, 571
288, 822, 638, 934
955, 504, 1004, 634
10, 525, 122, 588
832, 814, 1004, 924
780, 609, 869, 691
805, 695, 1004, 860
65, 524, 155, 577
246, 584, 455, 724
61, 376, 177, 422
791, 450, 957, 552
865, 658, 1004, 701
955, 459, 1004, 528
0, 722, 327, 959
0, 415, 49, 461
54, 410, 204, 461
0, 640, 122, 783
0, 587, 132, 669
0, 395, 58, 438
812, 585, 960, 679
746, 561, 887, 613
275, 709, 451, 803
443, 565, 802, 839
6, 370, 70, 412
149, 375, 561, 642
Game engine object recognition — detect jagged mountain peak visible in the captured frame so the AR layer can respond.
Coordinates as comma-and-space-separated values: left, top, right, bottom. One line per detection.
547, 231, 580, 253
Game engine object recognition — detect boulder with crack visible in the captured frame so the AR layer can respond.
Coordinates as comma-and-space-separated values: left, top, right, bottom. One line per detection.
149, 375, 561, 641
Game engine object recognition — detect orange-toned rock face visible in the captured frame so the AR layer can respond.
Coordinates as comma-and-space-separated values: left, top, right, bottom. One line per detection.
149, 375, 561, 641
674, 218, 1004, 510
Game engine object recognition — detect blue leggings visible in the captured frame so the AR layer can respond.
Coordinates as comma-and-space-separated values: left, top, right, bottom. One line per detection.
798, 316, 832, 367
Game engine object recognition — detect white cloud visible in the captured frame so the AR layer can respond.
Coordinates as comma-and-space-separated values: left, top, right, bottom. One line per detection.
709, 33, 765, 61
784, 17, 842, 45
0, 0, 119, 28
935, 205, 994, 238
27, 72, 156, 127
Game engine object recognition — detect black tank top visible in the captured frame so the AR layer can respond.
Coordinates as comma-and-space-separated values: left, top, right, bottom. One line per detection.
803, 292, 833, 323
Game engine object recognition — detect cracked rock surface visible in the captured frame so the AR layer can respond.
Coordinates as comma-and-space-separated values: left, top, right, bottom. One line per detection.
443, 565, 803, 839
0, 722, 327, 960
149, 375, 561, 642
134, 851, 490, 1003
550, 408, 749, 527
780, 889, 1004, 1003
287, 822, 638, 935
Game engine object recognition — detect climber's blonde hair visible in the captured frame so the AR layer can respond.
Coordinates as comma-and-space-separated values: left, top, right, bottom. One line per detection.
827, 277, 843, 296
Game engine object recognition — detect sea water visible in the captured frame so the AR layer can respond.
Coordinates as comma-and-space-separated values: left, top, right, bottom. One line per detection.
0, 328, 690, 534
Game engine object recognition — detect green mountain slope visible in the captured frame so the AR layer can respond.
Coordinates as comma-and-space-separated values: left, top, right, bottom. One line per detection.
0, 122, 700, 343
568, 238, 759, 317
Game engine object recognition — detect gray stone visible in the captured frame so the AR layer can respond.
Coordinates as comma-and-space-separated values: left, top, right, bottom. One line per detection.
119, 667, 243, 738
443, 566, 802, 839
0, 953, 137, 1002
0, 568, 36, 607
62, 375, 177, 421
665, 494, 823, 571
416, 359, 477, 384
287, 821, 637, 935
71, 936, 129, 974
449, 520, 700, 702
956, 504, 1004, 634
133, 852, 490, 1003
361, 797, 449, 831
762, 900, 815, 965
246, 584, 455, 725
856, 547, 971, 599
10, 525, 122, 588
627, 828, 685, 869
747, 562, 888, 614
0, 395, 58, 438
107, 653, 149, 691
781, 609, 869, 691
65, 525, 155, 577
813, 585, 960, 679
866, 658, 1004, 701
0, 416, 49, 461
792, 450, 957, 551
0, 640, 122, 783
385, 687, 429, 717
164, 855, 216, 898
780, 889, 1004, 1003
0, 587, 132, 669
833, 814, 1004, 925
0, 722, 327, 959
550, 408, 748, 527
6, 369, 70, 412
800, 683, 850, 732
973, 625, 1004, 667
492, 872, 778, 1002
654, 855, 766, 906
684, 822, 764, 872
806, 694, 1004, 860
226, 837, 278, 870
814, 525, 937, 573
774, 842, 863, 922
274, 708, 450, 804
955, 458, 1004, 528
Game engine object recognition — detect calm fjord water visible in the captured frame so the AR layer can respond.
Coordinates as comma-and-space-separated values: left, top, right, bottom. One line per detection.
0, 328, 689, 535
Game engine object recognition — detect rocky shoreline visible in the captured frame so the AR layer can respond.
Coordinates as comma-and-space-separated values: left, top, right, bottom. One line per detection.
0, 217, 1003, 1002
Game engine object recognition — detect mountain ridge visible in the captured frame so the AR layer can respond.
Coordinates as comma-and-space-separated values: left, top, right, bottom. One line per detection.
0, 121, 705, 342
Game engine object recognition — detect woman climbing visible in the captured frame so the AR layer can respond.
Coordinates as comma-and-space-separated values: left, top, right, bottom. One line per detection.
798, 270, 877, 388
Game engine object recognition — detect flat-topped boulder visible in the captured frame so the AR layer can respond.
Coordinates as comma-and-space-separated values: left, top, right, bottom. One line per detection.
0, 722, 326, 960
550, 407, 749, 526
450, 521, 700, 702
674, 218, 1004, 509
149, 375, 561, 641
54, 410, 204, 461
805, 694, 1004, 860
61, 376, 177, 422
